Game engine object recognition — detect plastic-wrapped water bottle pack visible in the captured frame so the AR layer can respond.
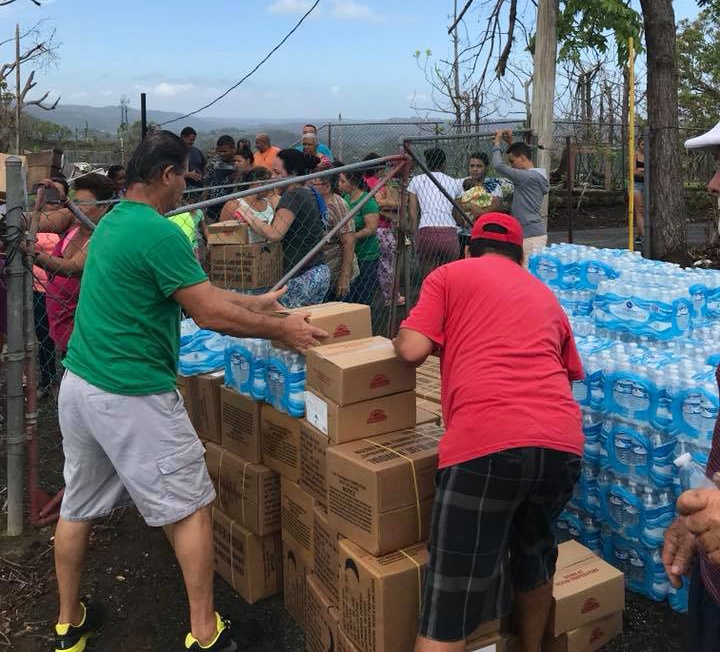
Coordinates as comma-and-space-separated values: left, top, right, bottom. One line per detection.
534, 244, 720, 613
178, 319, 228, 376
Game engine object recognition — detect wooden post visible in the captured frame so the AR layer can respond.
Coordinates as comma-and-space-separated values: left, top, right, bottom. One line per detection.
531, 0, 559, 226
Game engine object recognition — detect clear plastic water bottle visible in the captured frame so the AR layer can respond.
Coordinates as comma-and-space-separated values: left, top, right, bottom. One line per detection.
674, 452, 718, 491
265, 346, 306, 417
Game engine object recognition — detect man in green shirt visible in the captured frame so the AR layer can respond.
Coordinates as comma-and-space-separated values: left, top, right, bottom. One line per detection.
52, 131, 326, 652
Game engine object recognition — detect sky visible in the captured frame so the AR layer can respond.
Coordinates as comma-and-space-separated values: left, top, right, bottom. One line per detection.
0, 0, 706, 122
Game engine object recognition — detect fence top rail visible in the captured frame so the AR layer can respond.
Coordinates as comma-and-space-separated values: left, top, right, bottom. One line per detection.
165, 154, 409, 216
402, 129, 534, 145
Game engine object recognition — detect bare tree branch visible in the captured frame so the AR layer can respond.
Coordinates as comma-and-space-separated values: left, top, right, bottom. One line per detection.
0, 0, 41, 6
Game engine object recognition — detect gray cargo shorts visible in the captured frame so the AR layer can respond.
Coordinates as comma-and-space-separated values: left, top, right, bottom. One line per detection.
59, 370, 216, 527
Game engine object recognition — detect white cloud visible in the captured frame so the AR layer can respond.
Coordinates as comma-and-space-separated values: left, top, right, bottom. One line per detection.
330, 85, 340, 95
267, 0, 313, 14
331, 0, 382, 22
151, 82, 195, 97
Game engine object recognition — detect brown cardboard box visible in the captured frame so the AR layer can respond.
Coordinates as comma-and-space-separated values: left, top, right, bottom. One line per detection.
416, 406, 441, 426
542, 611, 622, 652
209, 243, 283, 290
337, 628, 362, 652
281, 478, 315, 567
211, 507, 283, 603
220, 387, 263, 462
339, 538, 428, 652
283, 541, 309, 629
414, 373, 441, 404
186, 371, 224, 444
305, 389, 417, 445
416, 398, 442, 418
416, 356, 440, 378
177, 374, 188, 402
205, 442, 281, 536
306, 574, 340, 652
466, 633, 511, 652
272, 302, 372, 349
327, 424, 442, 555
305, 337, 415, 406
299, 420, 330, 510
207, 221, 250, 245
548, 541, 625, 637
261, 405, 302, 481
313, 505, 340, 603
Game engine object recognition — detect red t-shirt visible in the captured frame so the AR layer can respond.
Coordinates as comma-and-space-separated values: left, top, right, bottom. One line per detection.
401, 254, 584, 468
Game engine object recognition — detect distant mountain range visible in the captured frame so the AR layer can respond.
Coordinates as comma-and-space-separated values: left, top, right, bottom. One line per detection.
23, 103, 425, 136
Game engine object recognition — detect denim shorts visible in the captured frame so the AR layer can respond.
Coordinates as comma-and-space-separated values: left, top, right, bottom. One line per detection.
58, 370, 215, 526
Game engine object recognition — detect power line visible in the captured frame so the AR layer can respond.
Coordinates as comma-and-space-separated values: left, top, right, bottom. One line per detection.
159, 0, 322, 128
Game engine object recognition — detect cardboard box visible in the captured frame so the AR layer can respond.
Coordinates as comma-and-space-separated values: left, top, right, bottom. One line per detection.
466, 633, 511, 652
211, 507, 283, 604
416, 356, 440, 378
339, 538, 428, 652
305, 337, 415, 406
283, 541, 310, 629
414, 373, 441, 404
207, 221, 250, 245
186, 371, 224, 444
306, 574, 340, 652
313, 505, 340, 603
281, 478, 315, 567
305, 389, 417, 445
272, 302, 372, 349
299, 419, 330, 510
548, 541, 625, 637
542, 611, 622, 652
261, 405, 302, 482
177, 374, 188, 402
209, 242, 283, 290
205, 442, 281, 536
220, 387, 263, 463
337, 628, 362, 652
416, 398, 442, 418
416, 406, 441, 426
327, 424, 442, 555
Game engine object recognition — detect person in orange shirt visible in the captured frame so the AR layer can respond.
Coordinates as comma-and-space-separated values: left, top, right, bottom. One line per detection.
254, 133, 280, 170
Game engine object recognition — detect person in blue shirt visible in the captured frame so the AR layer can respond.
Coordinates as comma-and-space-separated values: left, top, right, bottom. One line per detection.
294, 123, 333, 159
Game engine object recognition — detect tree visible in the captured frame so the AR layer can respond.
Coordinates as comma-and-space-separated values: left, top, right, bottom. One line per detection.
639, 0, 687, 261
0, 20, 60, 152
676, 10, 720, 129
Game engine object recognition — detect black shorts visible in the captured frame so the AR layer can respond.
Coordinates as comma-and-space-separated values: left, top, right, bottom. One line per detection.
418, 447, 581, 642
689, 560, 720, 652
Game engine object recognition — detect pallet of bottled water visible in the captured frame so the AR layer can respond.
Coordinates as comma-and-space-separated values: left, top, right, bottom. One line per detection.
531, 244, 720, 612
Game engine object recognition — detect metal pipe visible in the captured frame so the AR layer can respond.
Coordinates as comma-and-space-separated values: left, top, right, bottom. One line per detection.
166, 155, 406, 217
24, 194, 41, 526
399, 129, 529, 145
140, 93, 148, 140
402, 141, 473, 228
271, 159, 408, 291
627, 36, 636, 252
643, 126, 651, 258
65, 199, 98, 231
5, 157, 26, 536
388, 158, 412, 337
566, 136, 575, 244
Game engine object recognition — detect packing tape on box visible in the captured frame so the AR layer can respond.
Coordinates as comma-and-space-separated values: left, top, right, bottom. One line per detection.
216, 448, 250, 528
399, 548, 423, 612
363, 438, 422, 541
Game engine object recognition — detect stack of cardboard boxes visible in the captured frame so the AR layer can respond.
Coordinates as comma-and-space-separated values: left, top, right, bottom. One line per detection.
176, 299, 624, 652
206, 222, 283, 290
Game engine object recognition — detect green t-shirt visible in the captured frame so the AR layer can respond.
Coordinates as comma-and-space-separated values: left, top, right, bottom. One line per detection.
345, 192, 380, 261
64, 200, 208, 395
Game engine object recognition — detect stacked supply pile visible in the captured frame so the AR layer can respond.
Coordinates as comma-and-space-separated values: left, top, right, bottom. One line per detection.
207, 222, 283, 291
530, 243, 720, 614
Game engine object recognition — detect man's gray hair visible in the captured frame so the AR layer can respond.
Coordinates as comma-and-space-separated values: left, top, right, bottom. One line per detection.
302, 133, 318, 144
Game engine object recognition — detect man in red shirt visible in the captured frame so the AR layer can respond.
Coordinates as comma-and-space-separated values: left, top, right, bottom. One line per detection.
395, 212, 584, 652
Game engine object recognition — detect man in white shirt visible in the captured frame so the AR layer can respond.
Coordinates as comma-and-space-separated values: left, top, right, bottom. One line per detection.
408, 147, 464, 279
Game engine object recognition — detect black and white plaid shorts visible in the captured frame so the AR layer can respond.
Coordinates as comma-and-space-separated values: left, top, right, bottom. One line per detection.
418, 446, 581, 642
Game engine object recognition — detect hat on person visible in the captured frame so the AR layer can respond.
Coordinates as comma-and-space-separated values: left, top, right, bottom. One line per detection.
685, 120, 720, 149
470, 212, 523, 247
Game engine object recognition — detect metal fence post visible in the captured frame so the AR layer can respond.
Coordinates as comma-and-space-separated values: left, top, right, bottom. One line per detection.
5, 157, 26, 536
643, 126, 651, 258
566, 136, 575, 244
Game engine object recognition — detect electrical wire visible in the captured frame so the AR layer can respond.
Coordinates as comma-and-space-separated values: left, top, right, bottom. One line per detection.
158, 0, 322, 127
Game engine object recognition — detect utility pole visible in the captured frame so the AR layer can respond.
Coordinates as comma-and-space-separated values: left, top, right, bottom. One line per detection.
451, 0, 462, 128
140, 92, 148, 140
530, 0, 558, 225
15, 24, 21, 154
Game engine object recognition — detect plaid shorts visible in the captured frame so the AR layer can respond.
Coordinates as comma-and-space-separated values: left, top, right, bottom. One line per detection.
418, 447, 581, 642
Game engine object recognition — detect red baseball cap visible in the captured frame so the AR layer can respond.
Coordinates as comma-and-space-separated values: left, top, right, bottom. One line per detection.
470, 212, 523, 247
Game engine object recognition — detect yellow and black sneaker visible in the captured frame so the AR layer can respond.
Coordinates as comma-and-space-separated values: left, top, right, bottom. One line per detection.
53, 600, 105, 651
185, 613, 238, 651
